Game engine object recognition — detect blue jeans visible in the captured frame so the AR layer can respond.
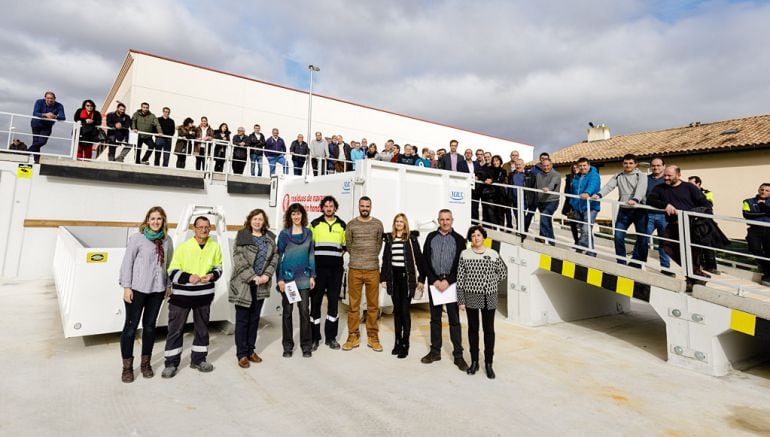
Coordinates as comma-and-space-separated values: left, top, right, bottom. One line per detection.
614, 208, 648, 265
577, 209, 599, 256
267, 154, 286, 176
250, 151, 263, 176
640, 213, 670, 268
538, 202, 558, 245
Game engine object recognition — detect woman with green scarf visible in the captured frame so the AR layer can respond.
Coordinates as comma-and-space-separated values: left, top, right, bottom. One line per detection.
118, 206, 174, 383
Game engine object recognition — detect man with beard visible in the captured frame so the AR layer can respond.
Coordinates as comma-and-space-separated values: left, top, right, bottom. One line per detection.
309, 196, 346, 350
342, 197, 384, 352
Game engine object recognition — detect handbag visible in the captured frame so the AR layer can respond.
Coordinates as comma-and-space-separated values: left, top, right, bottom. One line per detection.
408, 238, 424, 300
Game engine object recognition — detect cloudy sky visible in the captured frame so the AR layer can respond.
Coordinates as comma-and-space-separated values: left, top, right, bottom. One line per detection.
2, 0, 769, 154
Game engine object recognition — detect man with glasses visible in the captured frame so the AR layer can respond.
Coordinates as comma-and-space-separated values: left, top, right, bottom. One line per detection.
162, 216, 223, 378
155, 107, 175, 167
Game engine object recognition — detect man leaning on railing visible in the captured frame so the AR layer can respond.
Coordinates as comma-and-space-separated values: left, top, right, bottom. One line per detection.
647, 165, 713, 289
29, 91, 66, 163
743, 183, 770, 287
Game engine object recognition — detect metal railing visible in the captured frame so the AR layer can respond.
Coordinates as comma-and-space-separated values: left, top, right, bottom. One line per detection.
470, 177, 770, 296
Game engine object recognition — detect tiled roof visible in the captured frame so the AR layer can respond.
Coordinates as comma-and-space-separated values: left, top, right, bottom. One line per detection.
549, 114, 770, 165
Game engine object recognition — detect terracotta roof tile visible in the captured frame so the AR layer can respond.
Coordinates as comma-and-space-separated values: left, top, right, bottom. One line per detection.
549, 114, 770, 165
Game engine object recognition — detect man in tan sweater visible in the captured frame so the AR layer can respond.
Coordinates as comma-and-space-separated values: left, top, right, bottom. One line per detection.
343, 196, 384, 351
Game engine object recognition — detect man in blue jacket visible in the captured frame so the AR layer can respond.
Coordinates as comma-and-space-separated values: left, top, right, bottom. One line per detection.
569, 157, 601, 256
28, 91, 66, 163
265, 128, 287, 176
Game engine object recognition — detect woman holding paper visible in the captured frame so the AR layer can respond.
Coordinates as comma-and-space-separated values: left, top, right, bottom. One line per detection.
276, 203, 316, 358
457, 225, 507, 379
229, 209, 278, 368
380, 213, 426, 359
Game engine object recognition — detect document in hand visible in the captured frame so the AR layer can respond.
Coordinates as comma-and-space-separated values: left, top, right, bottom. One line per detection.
128, 131, 138, 145
429, 283, 457, 305
285, 281, 302, 304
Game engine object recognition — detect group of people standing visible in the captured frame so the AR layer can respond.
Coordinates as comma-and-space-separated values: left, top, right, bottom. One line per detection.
117, 199, 507, 383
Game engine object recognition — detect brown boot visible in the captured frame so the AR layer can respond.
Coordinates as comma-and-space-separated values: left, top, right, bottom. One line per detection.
122, 358, 134, 383
140, 355, 154, 378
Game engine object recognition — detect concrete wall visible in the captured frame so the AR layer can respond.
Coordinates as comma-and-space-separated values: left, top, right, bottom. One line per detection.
555, 148, 769, 239
104, 52, 533, 161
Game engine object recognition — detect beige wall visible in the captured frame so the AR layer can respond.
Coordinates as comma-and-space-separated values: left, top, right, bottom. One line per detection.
556, 149, 769, 239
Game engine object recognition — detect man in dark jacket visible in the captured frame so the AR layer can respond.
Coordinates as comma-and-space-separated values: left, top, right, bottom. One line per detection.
106, 103, 131, 162
29, 91, 66, 163
248, 124, 266, 177
131, 102, 163, 165
289, 134, 309, 176
231, 127, 250, 175
265, 128, 287, 176
421, 209, 469, 371
647, 165, 712, 285
437, 140, 469, 173
743, 183, 770, 286
154, 107, 175, 167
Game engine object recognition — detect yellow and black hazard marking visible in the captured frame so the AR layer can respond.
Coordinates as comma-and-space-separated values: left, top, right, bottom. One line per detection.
538, 254, 651, 302
729, 309, 770, 337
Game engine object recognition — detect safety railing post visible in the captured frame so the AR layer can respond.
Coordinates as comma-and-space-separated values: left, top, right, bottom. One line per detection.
6, 114, 14, 150
677, 210, 690, 278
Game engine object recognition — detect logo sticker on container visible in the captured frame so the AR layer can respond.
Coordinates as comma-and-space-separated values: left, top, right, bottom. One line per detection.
17, 164, 32, 179
86, 252, 108, 263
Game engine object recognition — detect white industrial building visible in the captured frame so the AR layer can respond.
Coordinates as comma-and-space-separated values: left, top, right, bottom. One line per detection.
102, 50, 533, 160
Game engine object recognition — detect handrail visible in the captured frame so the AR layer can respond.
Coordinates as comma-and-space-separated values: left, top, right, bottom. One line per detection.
471, 177, 770, 294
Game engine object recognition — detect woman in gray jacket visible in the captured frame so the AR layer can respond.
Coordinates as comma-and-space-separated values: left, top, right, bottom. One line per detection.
119, 206, 173, 383
229, 209, 278, 368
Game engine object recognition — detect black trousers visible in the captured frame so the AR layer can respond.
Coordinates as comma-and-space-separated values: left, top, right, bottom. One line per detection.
234, 287, 265, 359
282, 288, 312, 353
748, 227, 770, 278
663, 222, 703, 273
310, 266, 343, 342
136, 135, 156, 164
119, 290, 164, 359
213, 143, 227, 172
466, 307, 495, 363
164, 303, 210, 367
391, 268, 412, 347
292, 156, 306, 176
429, 291, 463, 358
152, 137, 171, 167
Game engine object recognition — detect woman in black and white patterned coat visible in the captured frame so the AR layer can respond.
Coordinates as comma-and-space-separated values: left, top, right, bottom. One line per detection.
457, 225, 507, 379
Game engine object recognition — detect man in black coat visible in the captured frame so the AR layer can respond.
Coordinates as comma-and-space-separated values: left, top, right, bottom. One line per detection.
421, 209, 469, 371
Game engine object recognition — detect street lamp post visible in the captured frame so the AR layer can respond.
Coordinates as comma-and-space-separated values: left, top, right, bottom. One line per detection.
306, 64, 320, 180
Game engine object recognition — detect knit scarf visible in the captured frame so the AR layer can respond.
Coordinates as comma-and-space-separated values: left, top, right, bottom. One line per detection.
143, 228, 165, 266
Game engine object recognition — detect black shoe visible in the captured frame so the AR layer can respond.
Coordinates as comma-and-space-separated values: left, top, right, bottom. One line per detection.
661, 270, 676, 277
467, 361, 479, 375
397, 347, 408, 359
454, 357, 469, 372
326, 339, 341, 350
485, 362, 496, 379
282, 351, 293, 358
312, 340, 320, 352
420, 352, 441, 364
391, 344, 401, 355
302, 351, 312, 358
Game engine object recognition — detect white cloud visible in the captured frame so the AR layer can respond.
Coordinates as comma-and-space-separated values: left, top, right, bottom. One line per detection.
2, 0, 769, 155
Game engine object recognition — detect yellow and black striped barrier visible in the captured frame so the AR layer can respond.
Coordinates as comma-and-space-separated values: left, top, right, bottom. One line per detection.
538, 254, 651, 302
729, 309, 770, 337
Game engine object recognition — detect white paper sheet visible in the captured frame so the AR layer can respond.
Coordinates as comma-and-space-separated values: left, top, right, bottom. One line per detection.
284, 281, 301, 304
429, 283, 457, 305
